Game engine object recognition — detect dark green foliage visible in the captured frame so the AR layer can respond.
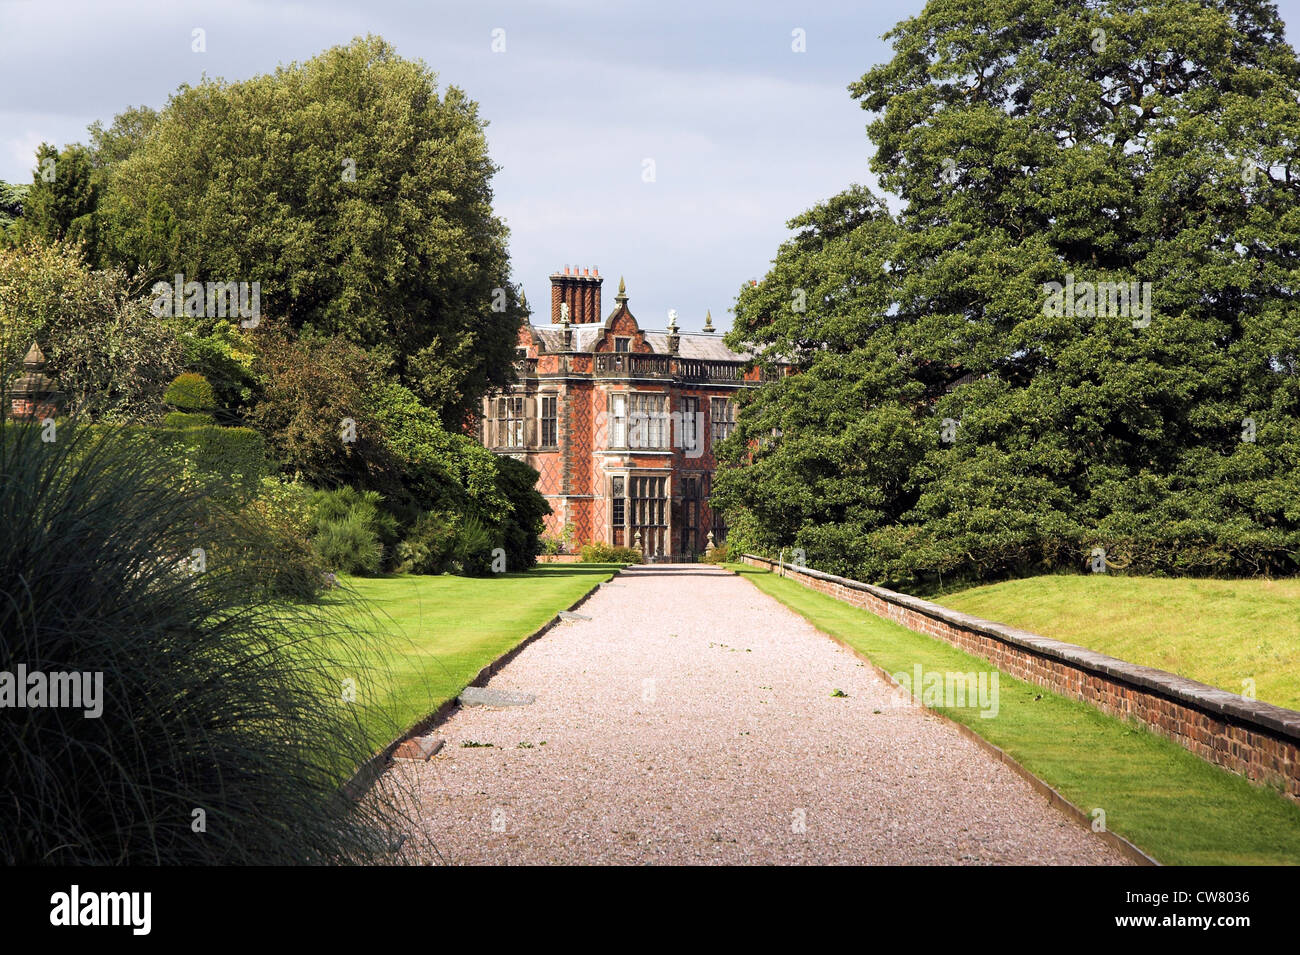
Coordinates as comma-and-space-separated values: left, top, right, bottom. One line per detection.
166, 425, 266, 499
491, 455, 548, 573
73, 422, 266, 503
394, 510, 460, 575
370, 380, 547, 573
178, 323, 257, 424
0, 418, 421, 864
12, 144, 102, 261
100, 35, 522, 425
248, 325, 390, 491
309, 486, 398, 575
717, 0, 1300, 592
451, 515, 497, 577
312, 512, 383, 576
0, 181, 26, 234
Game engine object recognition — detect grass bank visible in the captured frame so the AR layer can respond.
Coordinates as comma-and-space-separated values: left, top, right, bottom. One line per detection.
935, 575, 1300, 710
732, 564, 1300, 866
323, 564, 620, 751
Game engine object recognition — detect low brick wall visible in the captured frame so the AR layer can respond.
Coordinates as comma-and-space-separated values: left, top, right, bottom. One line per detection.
742, 554, 1300, 799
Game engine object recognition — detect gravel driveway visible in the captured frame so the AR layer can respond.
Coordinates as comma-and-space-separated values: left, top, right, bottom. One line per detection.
396, 564, 1127, 865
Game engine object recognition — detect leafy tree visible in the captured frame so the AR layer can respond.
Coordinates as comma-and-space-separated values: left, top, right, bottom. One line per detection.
0, 181, 27, 235
87, 105, 159, 169
0, 239, 182, 422
717, 0, 1300, 590
245, 324, 390, 490
100, 35, 523, 425
12, 144, 102, 261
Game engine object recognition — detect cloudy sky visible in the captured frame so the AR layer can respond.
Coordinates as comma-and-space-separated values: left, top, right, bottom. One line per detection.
3, 0, 1299, 333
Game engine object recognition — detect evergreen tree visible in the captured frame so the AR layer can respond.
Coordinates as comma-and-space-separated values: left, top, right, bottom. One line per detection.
717, 0, 1300, 590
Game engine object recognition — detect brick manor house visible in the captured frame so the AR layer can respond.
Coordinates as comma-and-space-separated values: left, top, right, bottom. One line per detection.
479, 265, 783, 560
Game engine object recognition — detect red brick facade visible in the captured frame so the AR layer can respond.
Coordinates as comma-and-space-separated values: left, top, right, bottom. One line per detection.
481, 268, 782, 559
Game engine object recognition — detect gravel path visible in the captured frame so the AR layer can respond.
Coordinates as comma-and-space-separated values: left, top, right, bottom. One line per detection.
396, 564, 1127, 865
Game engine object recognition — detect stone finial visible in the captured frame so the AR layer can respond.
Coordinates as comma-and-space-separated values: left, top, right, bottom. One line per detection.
11, 340, 62, 421
560, 301, 571, 325
702, 310, 715, 334
615, 276, 628, 303
666, 309, 678, 333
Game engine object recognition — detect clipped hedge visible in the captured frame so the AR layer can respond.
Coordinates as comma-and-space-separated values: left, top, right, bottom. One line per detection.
165, 425, 266, 497
163, 410, 216, 429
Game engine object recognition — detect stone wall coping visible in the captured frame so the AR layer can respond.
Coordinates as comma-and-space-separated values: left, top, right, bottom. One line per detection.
743, 555, 1300, 743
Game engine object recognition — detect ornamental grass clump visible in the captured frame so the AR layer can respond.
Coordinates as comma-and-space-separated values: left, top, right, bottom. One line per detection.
0, 417, 424, 865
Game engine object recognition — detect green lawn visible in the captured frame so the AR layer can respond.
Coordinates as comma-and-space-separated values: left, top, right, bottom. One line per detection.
323, 564, 619, 751
937, 575, 1300, 710
731, 564, 1300, 866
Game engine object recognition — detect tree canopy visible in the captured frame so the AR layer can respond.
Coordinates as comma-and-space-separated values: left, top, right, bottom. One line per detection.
97, 35, 522, 425
716, 0, 1300, 590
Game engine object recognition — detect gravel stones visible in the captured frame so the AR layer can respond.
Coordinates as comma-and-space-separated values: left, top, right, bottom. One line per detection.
392, 564, 1127, 866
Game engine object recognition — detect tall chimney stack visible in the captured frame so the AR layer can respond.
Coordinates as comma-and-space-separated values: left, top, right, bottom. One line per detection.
550, 265, 604, 324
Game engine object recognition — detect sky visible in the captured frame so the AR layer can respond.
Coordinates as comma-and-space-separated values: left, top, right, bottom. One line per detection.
3, 0, 1300, 334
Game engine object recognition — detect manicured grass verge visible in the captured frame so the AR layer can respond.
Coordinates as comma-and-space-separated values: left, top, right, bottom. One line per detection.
937, 575, 1300, 710
731, 564, 1300, 866
323, 564, 620, 751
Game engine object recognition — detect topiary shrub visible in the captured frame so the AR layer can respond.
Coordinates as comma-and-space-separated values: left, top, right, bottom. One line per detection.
164, 372, 216, 412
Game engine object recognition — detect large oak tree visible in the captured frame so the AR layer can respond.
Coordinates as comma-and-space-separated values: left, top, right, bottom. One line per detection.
717, 0, 1300, 590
